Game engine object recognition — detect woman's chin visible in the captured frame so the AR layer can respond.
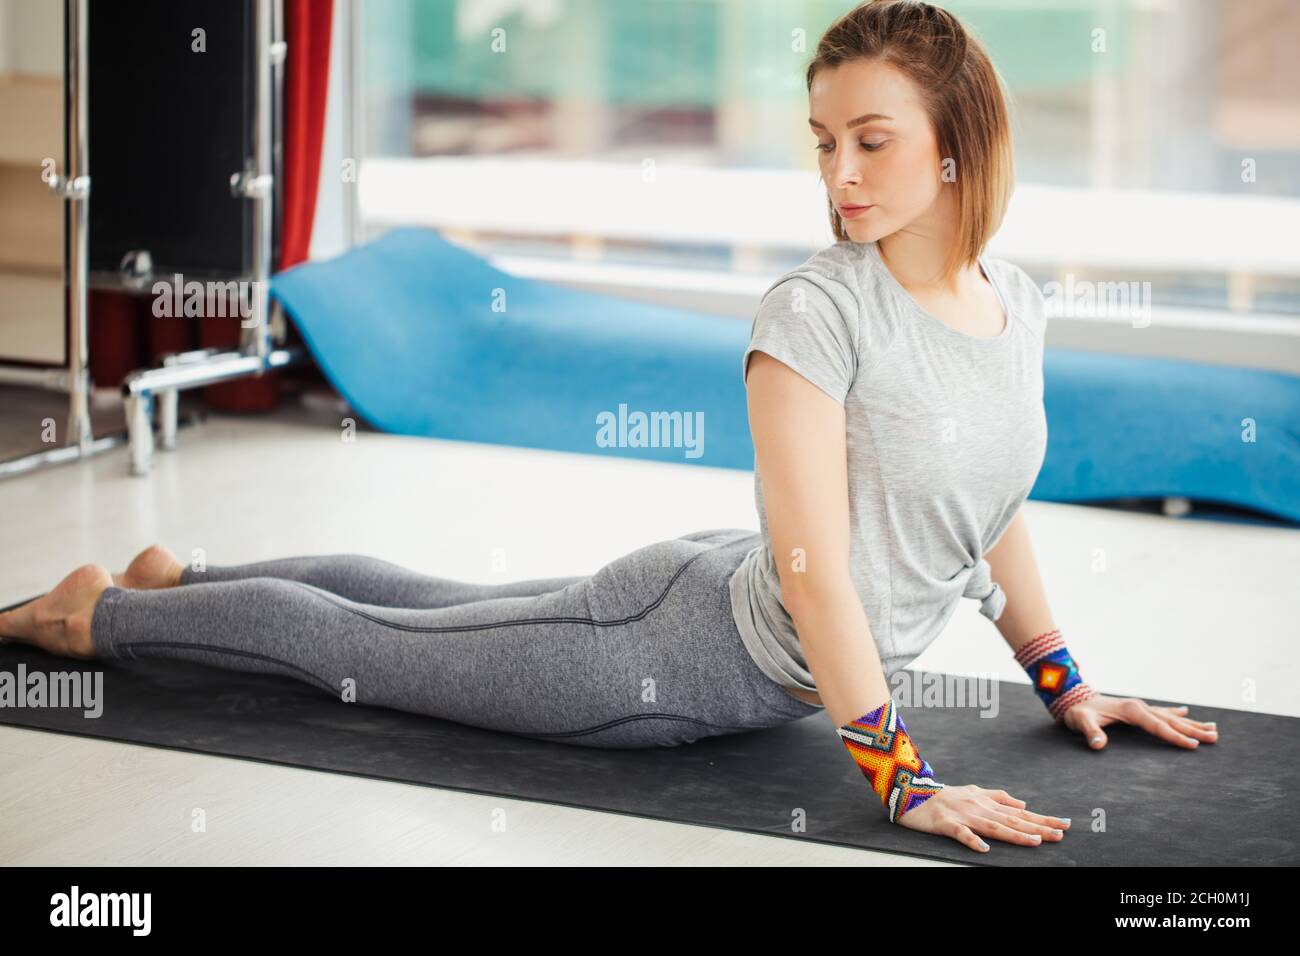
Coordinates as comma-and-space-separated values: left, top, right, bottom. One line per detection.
843, 221, 879, 244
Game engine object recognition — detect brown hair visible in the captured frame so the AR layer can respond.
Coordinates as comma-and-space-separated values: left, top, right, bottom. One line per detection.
807, 0, 1014, 282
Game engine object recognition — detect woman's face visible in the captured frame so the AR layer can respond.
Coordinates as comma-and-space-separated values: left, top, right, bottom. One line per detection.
809, 58, 947, 243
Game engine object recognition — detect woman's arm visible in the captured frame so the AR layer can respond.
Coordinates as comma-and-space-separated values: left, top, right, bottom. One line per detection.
983, 509, 1218, 749
745, 351, 1065, 849
744, 350, 888, 728
981, 510, 1056, 657
984, 510, 1105, 723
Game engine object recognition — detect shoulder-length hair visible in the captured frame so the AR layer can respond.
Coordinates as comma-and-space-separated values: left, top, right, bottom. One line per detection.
808, 0, 1015, 282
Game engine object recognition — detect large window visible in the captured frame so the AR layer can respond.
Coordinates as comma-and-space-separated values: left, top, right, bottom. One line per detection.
358, 0, 1300, 322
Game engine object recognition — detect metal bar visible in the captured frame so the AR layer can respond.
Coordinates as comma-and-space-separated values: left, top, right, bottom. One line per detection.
0, 365, 76, 390
119, 345, 305, 476
0, 433, 128, 481
122, 345, 304, 398
241, 0, 276, 360
344, 0, 364, 248
64, 0, 92, 453
270, 0, 286, 310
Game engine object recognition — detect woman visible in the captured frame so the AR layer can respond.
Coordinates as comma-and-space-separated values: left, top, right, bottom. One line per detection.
1, 0, 1216, 855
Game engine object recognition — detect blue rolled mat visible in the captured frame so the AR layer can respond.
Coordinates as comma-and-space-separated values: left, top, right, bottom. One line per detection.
272, 227, 750, 469
271, 227, 1300, 524
1038, 350, 1300, 524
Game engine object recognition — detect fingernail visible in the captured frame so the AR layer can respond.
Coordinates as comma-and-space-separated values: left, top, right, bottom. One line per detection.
1031, 834, 1042, 842
978, 840, 989, 850
1206, 722, 1216, 729
1090, 735, 1103, 744
1061, 818, 1072, 824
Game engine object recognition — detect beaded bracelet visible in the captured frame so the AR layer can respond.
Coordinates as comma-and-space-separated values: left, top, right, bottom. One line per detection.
1014, 629, 1099, 722
837, 698, 944, 823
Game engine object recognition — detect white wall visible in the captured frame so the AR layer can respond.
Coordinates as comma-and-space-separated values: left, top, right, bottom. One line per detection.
308, 0, 347, 262
1, 0, 62, 77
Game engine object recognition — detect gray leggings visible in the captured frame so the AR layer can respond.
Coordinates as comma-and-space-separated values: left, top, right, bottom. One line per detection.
89, 527, 823, 748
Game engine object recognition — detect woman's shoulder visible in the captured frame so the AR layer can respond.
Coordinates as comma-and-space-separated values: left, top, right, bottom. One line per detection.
762, 241, 860, 298
983, 255, 1048, 340
759, 241, 903, 354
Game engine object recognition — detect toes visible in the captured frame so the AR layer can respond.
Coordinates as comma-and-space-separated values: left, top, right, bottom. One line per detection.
0, 566, 108, 654
0, 599, 36, 638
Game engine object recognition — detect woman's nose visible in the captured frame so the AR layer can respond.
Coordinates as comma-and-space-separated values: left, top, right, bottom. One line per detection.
832, 152, 862, 188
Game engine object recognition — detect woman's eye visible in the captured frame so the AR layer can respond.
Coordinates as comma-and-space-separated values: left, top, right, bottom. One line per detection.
815, 141, 886, 153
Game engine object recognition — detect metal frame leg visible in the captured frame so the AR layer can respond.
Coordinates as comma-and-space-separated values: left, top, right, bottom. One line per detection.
126, 389, 154, 477
157, 389, 178, 451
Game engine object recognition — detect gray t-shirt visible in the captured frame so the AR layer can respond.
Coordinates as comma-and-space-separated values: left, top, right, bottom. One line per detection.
728, 239, 1048, 694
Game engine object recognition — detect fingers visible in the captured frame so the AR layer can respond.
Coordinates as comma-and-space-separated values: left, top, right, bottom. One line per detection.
985, 789, 1027, 809
981, 808, 1066, 841
950, 815, 1072, 854
1153, 705, 1219, 743
983, 790, 1069, 829
1075, 707, 1108, 749
1168, 714, 1219, 743
969, 817, 1046, 847
1121, 699, 1200, 748
950, 824, 990, 853
941, 791, 1071, 854
999, 804, 1071, 831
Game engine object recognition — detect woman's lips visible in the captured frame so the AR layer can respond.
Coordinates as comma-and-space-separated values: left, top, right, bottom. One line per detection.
839, 204, 873, 220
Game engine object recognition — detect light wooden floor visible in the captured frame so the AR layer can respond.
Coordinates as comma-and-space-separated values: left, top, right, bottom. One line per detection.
1, 398, 1296, 865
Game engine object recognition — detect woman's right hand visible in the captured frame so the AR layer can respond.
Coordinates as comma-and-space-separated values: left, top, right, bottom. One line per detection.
895, 784, 1070, 853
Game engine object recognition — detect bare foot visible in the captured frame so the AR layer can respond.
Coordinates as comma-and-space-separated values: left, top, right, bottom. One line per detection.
113, 544, 185, 590
0, 564, 112, 659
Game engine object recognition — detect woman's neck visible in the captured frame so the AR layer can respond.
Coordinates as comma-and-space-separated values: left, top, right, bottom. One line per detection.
877, 231, 982, 298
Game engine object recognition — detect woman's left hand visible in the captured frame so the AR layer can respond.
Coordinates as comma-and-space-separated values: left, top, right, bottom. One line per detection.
1061, 695, 1219, 750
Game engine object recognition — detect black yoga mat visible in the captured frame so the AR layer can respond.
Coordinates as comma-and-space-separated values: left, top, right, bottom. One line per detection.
0, 633, 1295, 866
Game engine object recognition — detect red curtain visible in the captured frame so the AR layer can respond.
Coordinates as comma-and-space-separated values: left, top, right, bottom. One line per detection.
279, 0, 335, 272
200, 0, 335, 410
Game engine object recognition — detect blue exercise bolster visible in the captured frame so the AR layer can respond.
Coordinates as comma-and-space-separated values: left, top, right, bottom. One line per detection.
272, 227, 753, 469
1035, 349, 1300, 523
271, 227, 1300, 523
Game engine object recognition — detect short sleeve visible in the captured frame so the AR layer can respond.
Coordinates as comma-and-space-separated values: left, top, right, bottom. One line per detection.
1002, 260, 1047, 340
743, 275, 859, 405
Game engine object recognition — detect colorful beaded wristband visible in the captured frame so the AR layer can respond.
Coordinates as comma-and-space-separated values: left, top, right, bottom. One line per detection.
837, 698, 944, 823
1014, 629, 1099, 722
